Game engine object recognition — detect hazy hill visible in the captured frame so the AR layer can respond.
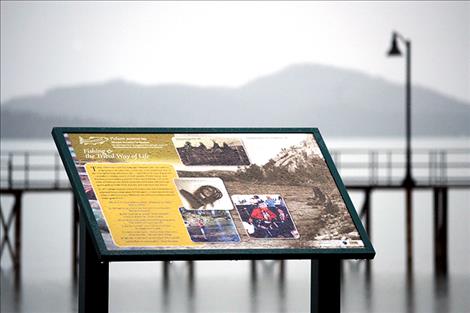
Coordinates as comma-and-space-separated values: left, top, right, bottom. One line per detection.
1, 64, 469, 138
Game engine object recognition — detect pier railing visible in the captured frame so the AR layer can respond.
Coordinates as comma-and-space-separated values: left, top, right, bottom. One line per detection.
330, 148, 470, 187
0, 150, 70, 190
1, 148, 469, 190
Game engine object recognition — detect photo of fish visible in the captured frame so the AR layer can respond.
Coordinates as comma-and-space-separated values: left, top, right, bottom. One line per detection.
174, 177, 234, 210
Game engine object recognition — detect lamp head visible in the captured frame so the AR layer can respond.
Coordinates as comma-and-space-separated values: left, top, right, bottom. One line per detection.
387, 33, 402, 56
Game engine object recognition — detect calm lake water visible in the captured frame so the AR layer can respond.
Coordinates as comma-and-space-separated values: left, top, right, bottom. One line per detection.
1, 137, 469, 313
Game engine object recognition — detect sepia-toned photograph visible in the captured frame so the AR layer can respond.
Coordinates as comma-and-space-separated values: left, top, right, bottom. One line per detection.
232, 194, 300, 239
179, 208, 240, 243
173, 136, 250, 166
177, 134, 363, 247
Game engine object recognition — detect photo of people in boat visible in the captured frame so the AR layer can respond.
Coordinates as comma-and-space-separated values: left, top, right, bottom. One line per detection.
173, 136, 250, 166
179, 208, 240, 243
232, 195, 300, 239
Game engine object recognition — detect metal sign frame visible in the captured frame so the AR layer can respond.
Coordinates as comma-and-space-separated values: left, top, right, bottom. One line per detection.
53, 127, 375, 261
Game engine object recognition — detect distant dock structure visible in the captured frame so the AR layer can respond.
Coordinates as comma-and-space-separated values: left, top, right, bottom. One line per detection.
1, 148, 469, 280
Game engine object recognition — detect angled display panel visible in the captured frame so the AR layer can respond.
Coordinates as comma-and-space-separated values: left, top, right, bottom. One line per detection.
52, 128, 375, 261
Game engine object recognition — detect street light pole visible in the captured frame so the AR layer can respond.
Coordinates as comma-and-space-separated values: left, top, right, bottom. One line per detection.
404, 39, 415, 187
388, 32, 415, 186
387, 31, 415, 273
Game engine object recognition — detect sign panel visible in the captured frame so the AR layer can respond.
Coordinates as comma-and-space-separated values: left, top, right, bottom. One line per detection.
53, 128, 374, 259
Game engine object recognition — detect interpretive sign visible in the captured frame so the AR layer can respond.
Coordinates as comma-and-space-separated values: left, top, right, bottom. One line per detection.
52, 128, 374, 260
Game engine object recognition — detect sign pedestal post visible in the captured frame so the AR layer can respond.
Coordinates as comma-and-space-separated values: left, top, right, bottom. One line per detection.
79, 212, 109, 313
311, 259, 341, 313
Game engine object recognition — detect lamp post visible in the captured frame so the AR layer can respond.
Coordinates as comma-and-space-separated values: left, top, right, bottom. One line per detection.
387, 31, 415, 272
387, 31, 415, 187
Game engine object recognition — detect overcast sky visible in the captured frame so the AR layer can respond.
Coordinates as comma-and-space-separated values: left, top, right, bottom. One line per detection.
1, 1, 469, 103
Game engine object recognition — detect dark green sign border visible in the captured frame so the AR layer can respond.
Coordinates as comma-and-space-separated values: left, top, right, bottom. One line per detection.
52, 127, 375, 262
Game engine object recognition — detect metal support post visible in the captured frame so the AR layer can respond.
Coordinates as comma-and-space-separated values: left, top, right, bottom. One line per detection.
78, 213, 109, 313
311, 259, 341, 313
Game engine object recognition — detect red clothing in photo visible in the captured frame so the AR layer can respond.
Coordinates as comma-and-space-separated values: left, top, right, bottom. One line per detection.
251, 207, 276, 221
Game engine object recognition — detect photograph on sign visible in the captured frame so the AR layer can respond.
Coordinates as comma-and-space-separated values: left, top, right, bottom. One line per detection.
173, 136, 250, 166
179, 208, 240, 243
61, 131, 364, 251
175, 177, 233, 210
232, 194, 300, 239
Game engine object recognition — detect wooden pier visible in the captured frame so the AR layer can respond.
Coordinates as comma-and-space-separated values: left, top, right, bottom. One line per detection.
1, 148, 469, 280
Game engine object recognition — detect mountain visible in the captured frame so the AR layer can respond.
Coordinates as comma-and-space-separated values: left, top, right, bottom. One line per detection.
271, 139, 322, 172
260, 139, 332, 186
1, 64, 469, 138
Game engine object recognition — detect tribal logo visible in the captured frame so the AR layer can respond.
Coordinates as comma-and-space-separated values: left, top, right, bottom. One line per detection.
79, 136, 109, 145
